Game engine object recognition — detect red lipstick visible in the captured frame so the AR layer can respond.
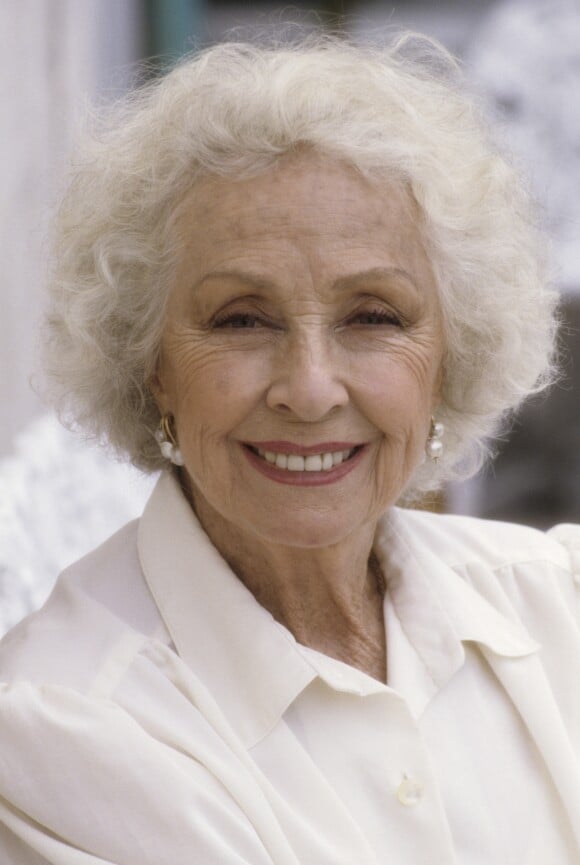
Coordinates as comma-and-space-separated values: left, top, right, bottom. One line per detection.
241, 442, 367, 486
244, 441, 359, 455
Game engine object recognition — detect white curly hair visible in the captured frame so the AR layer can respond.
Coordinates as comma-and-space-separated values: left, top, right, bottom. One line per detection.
42, 32, 558, 498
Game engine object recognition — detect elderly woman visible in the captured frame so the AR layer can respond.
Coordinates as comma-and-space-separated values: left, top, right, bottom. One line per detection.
0, 34, 579, 865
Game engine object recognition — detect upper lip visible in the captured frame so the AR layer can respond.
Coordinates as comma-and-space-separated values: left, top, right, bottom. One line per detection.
244, 441, 362, 455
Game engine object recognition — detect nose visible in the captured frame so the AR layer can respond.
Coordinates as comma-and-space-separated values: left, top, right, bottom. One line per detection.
265, 331, 349, 421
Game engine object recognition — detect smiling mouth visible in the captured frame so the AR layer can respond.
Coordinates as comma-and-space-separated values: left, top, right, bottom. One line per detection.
244, 444, 362, 472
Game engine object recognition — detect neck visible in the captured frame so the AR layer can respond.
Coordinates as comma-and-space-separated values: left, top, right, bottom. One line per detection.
190, 488, 387, 684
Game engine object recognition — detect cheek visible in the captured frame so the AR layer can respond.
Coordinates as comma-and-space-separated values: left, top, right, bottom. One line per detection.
166, 340, 269, 442
353, 340, 441, 427
182, 370, 242, 430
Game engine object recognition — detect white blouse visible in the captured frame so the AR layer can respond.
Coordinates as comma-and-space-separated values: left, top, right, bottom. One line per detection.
0, 472, 579, 864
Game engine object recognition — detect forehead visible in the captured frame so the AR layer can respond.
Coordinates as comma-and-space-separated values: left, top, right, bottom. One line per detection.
171, 151, 435, 298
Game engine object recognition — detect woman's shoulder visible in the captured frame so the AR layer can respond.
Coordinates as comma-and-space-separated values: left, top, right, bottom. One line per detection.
386, 508, 580, 640
0, 519, 162, 693
0, 524, 277, 865
391, 506, 579, 575
379, 507, 580, 711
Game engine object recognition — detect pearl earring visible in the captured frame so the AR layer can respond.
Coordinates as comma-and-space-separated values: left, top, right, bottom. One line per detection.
155, 415, 185, 466
426, 418, 445, 461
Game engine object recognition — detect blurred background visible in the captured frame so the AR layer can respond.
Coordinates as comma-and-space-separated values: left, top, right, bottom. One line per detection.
1, 0, 579, 634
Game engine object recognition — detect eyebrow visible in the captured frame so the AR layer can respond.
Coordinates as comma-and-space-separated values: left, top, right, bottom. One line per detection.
194, 270, 276, 294
194, 266, 420, 294
332, 266, 420, 294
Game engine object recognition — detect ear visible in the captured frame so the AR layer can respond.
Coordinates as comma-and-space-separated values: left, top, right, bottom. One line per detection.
147, 356, 172, 417
433, 358, 445, 408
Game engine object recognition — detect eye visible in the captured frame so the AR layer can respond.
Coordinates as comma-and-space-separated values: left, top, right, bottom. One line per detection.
349, 307, 403, 327
212, 312, 267, 329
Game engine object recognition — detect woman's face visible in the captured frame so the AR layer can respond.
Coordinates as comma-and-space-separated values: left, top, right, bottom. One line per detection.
151, 152, 444, 548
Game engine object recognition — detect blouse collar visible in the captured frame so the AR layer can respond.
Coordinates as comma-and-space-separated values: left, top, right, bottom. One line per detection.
138, 472, 539, 747
138, 472, 315, 747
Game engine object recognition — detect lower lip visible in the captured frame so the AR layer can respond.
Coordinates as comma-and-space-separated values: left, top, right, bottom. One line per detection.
241, 445, 366, 486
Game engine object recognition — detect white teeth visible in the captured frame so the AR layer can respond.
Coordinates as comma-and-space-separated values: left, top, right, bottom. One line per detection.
321, 453, 334, 471
305, 454, 323, 472
287, 455, 305, 471
255, 447, 356, 471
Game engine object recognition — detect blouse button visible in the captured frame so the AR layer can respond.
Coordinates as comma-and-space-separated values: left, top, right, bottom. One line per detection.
397, 776, 424, 806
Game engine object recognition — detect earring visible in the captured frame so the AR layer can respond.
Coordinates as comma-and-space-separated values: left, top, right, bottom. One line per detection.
155, 414, 185, 466
426, 418, 445, 461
